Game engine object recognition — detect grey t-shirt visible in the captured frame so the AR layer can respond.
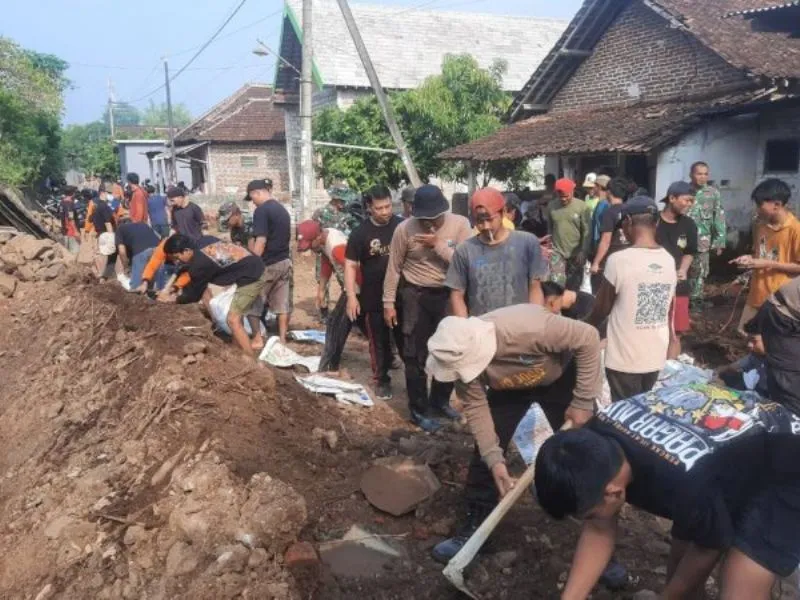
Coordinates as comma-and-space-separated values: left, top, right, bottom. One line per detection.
446, 230, 547, 316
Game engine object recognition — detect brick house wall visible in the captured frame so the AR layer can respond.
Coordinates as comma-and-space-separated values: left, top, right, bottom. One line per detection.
208, 142, 290, 196
550, 1, 749, 113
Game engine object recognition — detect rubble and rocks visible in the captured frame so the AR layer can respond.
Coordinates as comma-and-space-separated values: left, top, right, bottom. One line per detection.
0, 230, 74, 296
360, 457, 441, 516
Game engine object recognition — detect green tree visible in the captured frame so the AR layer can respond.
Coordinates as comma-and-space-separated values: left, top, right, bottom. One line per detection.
61, 121, 120, 178
141, 100, 192, 128
0, 37, 68, 186
313, 54, 530, 189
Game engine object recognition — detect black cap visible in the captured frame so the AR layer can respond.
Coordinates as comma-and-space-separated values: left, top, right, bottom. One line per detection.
620, 195, 658, 218
667, 181, 694, 198
246, 178, 273, 196
412, 185, 449, 219
166, 186, 186, 199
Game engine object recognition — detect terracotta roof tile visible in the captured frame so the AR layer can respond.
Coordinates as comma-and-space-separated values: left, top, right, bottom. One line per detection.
175, 84, 285, 144
441, 91, 763, 161
655, 0, 800, 79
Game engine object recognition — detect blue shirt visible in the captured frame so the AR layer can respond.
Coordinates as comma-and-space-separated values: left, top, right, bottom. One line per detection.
147, 194, 169, 226
592, 200, 609, 252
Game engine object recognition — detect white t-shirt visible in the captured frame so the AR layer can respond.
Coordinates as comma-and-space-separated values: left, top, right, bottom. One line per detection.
604, 247, 677, 374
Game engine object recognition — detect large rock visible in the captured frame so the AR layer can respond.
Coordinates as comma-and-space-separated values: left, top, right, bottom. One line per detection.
0, 272, 16, 297
16, 263, 39, 282
167, 455, 307, 555
40, 263, 65, 281
9, 235, 53, 261
360, 457, 441, 516
0, 250, 24, 269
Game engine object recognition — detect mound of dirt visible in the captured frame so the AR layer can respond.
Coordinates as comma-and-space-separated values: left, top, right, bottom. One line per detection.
0, 273, 415, 599
0, 268, 696, 600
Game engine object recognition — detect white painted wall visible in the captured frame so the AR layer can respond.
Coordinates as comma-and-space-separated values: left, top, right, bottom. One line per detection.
656, 106, 800, 243
656, 114, 759, 239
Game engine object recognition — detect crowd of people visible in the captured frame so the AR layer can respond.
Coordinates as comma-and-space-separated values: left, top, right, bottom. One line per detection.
52, 162, 800, 598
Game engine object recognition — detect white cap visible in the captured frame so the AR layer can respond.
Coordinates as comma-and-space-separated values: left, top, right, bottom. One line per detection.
582, 172, 597, 189
425, 316, 497, 383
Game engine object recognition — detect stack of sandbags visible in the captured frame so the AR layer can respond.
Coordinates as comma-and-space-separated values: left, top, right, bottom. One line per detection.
0, 230, 75, 297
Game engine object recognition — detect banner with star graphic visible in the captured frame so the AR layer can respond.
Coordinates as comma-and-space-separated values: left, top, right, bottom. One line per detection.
596, 384, 800, 471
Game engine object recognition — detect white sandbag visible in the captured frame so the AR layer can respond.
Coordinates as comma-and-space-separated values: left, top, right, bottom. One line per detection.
209, 286, 266, 337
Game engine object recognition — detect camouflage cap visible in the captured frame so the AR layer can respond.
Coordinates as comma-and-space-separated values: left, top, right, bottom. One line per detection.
217, 201, 241, 225
327, 186, 359, 204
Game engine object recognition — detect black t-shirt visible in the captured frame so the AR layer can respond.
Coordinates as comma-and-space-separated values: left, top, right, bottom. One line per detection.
178, 242, 264, 304
563, 291, 595, 321
589, 387, 800, 550
172, 202, 205, 241
91, 201, 115, 233
345, 215, 403, 311
115, 222, 159, 257
252, 199, 291, 266
600, 204, 630, 261
656, 215, 698, 297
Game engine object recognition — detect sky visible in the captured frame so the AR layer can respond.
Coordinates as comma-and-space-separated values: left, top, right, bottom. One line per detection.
2, 0, 582, 126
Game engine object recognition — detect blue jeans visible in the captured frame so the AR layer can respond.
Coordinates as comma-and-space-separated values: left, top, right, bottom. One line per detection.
130, 247, 165, 290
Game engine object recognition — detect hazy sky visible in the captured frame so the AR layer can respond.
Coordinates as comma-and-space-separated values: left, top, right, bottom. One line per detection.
2, 0, 582, 125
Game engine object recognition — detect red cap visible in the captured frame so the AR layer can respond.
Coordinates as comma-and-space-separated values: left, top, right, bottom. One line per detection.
554, 178, 576, 195
296, 220, 322, 251
470, 187, 505, 215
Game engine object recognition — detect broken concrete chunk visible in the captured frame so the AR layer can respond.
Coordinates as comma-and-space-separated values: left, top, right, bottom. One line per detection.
0, 272, 17, 298
360, 457, 441, 516
183, 341, 208, 357
284, 541, 319, 570
318, 525, 405, 578
165, 541, 201, 577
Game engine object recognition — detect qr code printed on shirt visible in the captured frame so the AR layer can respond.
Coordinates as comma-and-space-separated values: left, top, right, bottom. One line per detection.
634, 282, 672, 326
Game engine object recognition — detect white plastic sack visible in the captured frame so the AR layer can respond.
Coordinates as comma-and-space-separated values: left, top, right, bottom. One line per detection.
288, 330, 326, 344
580, 261, 592, 294
259, 336, 320, 373
295, 374, 374, 407
209, 286, 266, 337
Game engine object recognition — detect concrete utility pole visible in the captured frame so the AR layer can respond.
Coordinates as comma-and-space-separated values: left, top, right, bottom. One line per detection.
163, 58, 178, 184
107, 77, 116, 139
299, 0, 314, 221
335, 0, 422, 187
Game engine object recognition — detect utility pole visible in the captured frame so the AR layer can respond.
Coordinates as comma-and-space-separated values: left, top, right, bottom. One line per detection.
107, 77, 116, 139
335, 0, 421, 187
163, 57, 178, 184
299, 0, 314, 221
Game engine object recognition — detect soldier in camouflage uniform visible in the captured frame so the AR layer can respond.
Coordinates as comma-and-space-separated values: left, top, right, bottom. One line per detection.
217, 202, 253, 247
687, 161, 727, 311
311, 186, 359, 319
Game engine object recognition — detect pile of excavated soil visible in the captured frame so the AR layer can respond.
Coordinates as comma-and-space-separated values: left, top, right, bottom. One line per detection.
0, 268, 705, 600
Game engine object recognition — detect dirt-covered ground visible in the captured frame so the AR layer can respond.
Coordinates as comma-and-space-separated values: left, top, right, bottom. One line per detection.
0, 247, 755, 600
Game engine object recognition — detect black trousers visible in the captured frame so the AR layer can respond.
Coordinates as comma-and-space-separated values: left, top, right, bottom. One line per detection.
319, 294, 402, 385
605, 368, 659, 403
464, 362, 576, 509
398, 283, 453, 414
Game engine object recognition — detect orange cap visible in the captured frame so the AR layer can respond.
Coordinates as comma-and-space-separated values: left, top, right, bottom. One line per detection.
470, 187, 505, 215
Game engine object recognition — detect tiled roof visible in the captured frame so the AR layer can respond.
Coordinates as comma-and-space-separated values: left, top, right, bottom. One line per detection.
510, 0, 800, 121
277, 0, 567, 93
175, 84, 285, 144
440, 90, 765, 161
654, 0, 800, 79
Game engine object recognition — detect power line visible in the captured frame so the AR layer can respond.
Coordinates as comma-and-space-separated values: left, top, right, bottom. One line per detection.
119, 0, 250, 105
170, 6, 284, 58
170, 0, 250, 82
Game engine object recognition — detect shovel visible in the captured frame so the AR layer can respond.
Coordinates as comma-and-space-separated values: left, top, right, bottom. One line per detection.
443, 420, 573, 598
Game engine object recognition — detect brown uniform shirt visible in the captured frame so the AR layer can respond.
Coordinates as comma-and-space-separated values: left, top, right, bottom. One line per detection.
383, 213, 472, 304
455, 303, 601, 468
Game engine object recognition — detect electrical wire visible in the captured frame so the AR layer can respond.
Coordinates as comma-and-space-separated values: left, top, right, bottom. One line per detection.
119, 0, 250, 105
